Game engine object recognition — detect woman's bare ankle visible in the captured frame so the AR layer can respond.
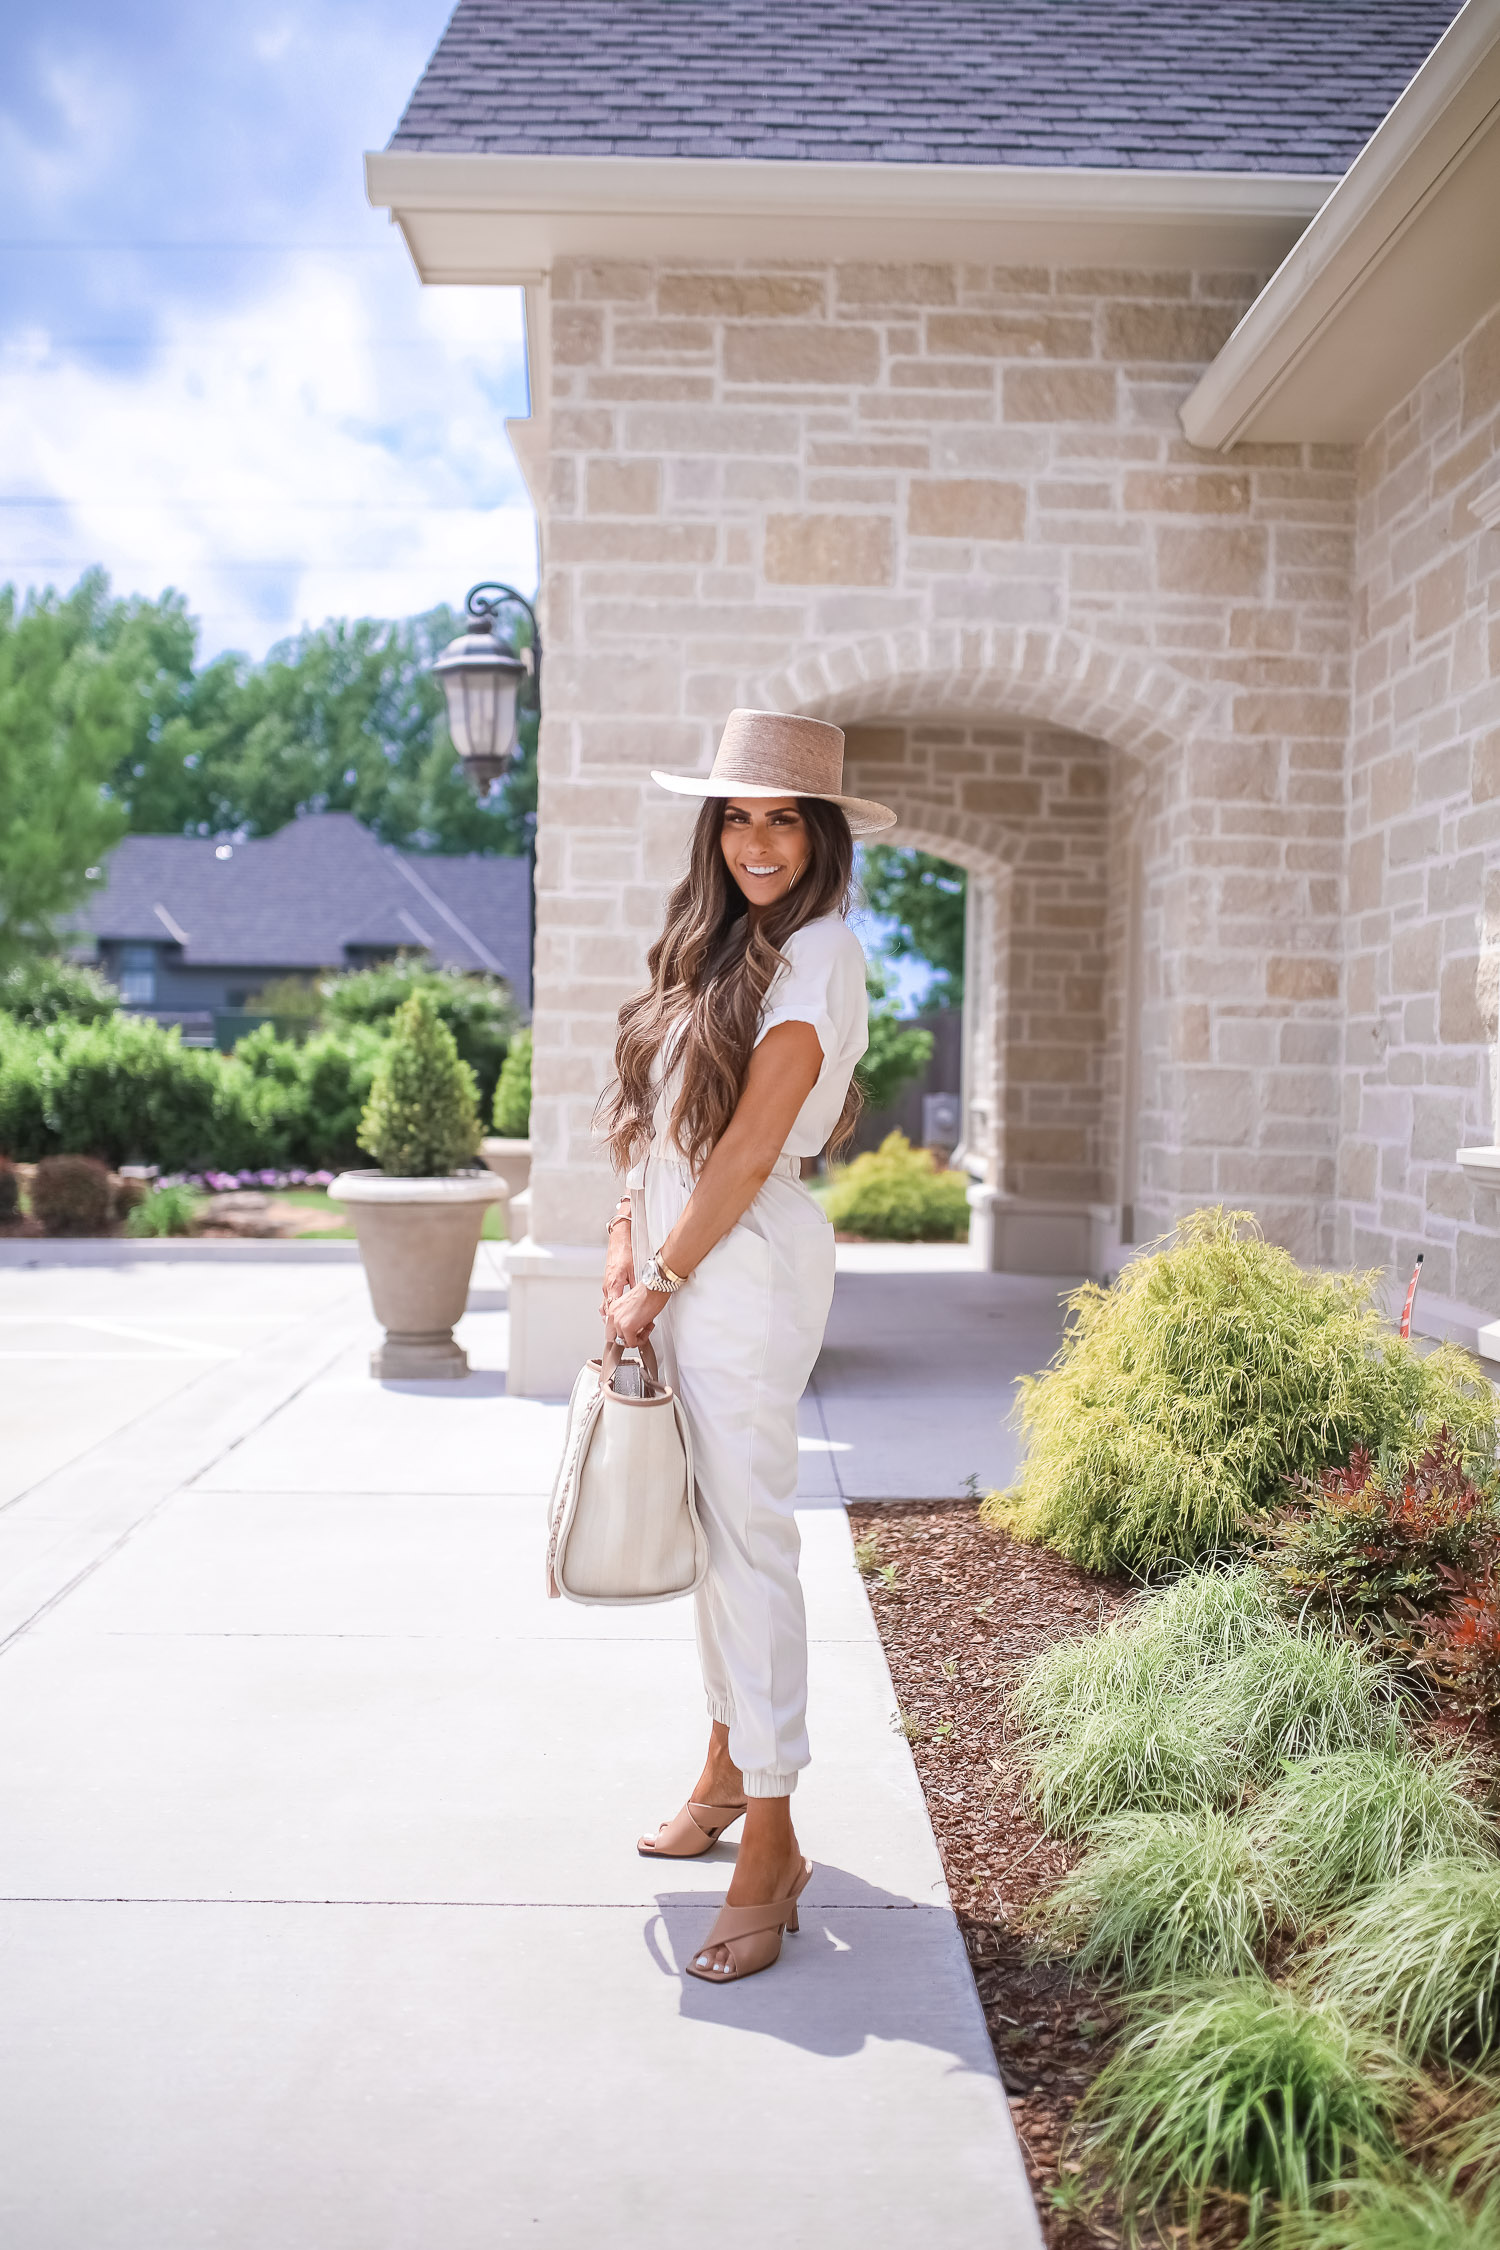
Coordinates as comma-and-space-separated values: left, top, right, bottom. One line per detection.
693, 1724, 743, 1806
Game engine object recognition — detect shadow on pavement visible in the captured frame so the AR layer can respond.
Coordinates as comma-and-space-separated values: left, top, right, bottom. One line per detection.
646, 1865, 996, 2069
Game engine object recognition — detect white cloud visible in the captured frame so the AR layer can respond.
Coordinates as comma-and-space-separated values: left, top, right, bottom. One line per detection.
0, 257, 536, 659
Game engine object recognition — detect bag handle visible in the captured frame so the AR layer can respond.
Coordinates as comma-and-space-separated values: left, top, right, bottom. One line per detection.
601, 1331, 661, 1391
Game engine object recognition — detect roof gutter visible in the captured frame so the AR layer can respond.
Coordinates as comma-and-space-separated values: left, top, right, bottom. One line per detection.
364, 150, 1335, 281
1181, 0, 1500, 449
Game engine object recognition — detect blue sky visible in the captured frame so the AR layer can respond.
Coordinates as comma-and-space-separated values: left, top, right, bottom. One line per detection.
2, 1, 535, 659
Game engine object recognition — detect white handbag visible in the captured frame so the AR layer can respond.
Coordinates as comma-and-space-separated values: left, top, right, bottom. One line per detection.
546, 1336, 708, 1605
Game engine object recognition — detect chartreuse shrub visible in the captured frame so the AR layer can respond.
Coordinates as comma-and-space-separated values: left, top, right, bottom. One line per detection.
982, 1209, 1497, 1574
1252, 1746, 1496, 1926
1074, 1977, 1408, 2240
820, 1130, 970, 1242
491, 1025, 531, 1136
357, 989, 480, 1177
1035, 1810, 1284, 1984
1308, 1860, 1500, 2066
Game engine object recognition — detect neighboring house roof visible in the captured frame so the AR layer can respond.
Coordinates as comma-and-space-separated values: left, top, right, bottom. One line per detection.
69, 814, 532, 1010
392, 0, 1461, 173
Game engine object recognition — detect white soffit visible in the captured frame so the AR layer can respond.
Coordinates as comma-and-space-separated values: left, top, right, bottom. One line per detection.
1183, 0, 1500, 449
363, 151, 1334, 278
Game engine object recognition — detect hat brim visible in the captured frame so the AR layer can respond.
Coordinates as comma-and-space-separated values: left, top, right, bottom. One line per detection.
650, 770, 897, 839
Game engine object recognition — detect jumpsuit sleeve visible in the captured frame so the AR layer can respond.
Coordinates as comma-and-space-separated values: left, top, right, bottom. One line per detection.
753, 921, 866, 1064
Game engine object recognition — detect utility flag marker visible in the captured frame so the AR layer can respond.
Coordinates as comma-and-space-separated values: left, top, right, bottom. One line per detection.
1400, 1252, 1424, 1341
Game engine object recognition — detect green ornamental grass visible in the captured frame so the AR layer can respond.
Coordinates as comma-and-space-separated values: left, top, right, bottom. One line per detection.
1014, 1567, 1287, 1745
1036, 1809, 1284, 1983
1029, 1694, 1240, 1835
1253, 1746, 1495, 1925
1192, 1631, 1390, 1778
125, 1181, 204, 1238
1075, 1977, 1408, 2238
1020, 1572, 1392, 1833
1280, 2172, 1500, 2250
982, 1209, 1496, 1574
1308, 1859, 1500, 2065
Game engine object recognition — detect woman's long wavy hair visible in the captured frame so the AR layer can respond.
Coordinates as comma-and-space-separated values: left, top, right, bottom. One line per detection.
601, 795, 859, 1173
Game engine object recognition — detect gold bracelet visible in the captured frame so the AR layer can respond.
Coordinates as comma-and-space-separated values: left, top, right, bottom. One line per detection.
657, 1253, 688, 1289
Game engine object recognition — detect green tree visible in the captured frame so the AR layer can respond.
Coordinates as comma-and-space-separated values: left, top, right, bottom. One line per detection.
121, 606, 535, 857
860, 847, 966, 1007
857, 966, 935, 1112
0, 572, 185, 959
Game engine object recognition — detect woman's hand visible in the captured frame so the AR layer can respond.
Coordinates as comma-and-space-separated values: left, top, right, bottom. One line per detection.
600, 1221, 634, 1325
610, 1279, 670, 1348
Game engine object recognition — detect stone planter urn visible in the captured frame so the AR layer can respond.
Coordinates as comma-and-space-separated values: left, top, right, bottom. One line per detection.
479, 1135, 532, 1215
328, 1171, 509, 1378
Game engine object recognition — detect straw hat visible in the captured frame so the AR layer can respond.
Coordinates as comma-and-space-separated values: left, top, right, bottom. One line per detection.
652, 709, 897, 838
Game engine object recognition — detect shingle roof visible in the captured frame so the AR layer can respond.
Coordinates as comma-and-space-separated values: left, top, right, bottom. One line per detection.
70, 815, 531, 1010
391, 0, 1461, 173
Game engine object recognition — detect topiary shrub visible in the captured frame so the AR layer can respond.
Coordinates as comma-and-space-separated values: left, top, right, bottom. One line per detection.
325, 959, 516, 1115
31, 1153, 112, 1235
357, 989, 480, 1177
0, 955, 119, 1028
821, 1130, 970, 1241
982, 1209, 1497, 1575
0, 1156, 18, 1220
491, 1025, 532, 1137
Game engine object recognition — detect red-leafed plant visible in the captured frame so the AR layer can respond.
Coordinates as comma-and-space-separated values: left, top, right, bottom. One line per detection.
1265, 1432, 1497, 1655
1425, 1555, 1500, 1717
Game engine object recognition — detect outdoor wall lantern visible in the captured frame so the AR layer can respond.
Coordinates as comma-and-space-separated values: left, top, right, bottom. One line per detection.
432, 581, 541, 792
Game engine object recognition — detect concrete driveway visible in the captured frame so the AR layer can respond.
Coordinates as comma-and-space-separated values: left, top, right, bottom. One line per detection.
0, 1239, 1055, 2250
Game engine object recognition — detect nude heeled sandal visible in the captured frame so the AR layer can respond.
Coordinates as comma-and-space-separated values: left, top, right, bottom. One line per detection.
637, 1800, 747, 1859
685, 1858, 813, 1985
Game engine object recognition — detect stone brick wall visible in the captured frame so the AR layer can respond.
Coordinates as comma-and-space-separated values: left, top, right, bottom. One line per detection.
1337, 303, 1500, 1316
531, 255, 1356, 1259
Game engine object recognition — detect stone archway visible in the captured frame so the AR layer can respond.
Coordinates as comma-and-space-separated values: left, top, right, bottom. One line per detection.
746, 627, 1188, 1277
747, 620, 1223, 770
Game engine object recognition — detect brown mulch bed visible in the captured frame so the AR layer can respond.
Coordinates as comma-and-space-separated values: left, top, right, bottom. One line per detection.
849, 1501, 1500, 2244
847, 1499, 1133, 2247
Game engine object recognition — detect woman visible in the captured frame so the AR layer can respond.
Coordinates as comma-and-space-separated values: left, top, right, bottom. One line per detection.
600, 708, 895, 1987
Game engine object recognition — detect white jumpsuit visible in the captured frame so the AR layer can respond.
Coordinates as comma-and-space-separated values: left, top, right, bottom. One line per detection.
628, 913, 869, 1798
